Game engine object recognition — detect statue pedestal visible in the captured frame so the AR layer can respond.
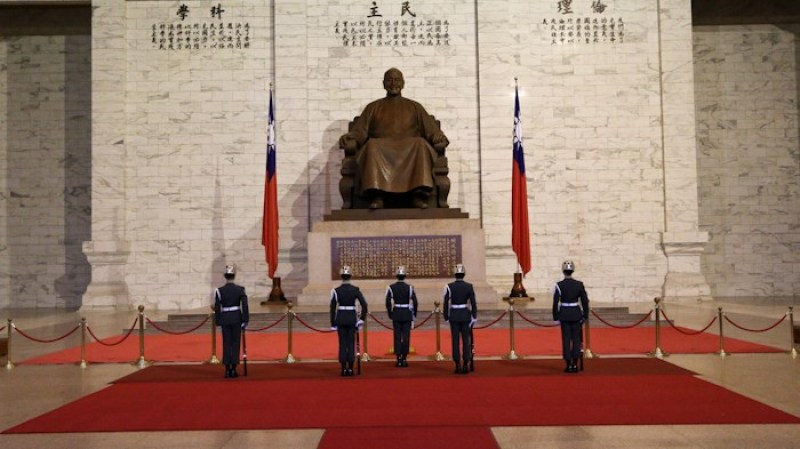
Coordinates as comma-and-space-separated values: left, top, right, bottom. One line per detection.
298, 212, 498, 307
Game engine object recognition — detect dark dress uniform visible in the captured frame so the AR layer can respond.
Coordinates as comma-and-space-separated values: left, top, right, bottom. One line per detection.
214, 281, 249, 377
330, 281, 368, 376
443, 278, 477, 373
386, 280, 418, 366
552, 276, 589, 372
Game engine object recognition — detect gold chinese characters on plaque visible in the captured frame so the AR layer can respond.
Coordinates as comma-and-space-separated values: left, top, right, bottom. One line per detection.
331, 235, 462, 280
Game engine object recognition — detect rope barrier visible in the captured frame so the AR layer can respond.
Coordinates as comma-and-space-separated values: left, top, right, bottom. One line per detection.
248, 313, 287, 332
723, 314, 787, 333
660, 310, 717, 335
86, 318, 139, 346
368, 312, 394, 330
294, 314, 335, 333
474, 311, 507, 330
591, 309, 653, 329
414, 312, 434, 328
515, 310, 559, 328
0, 326, 5, 332
145, 315, 210, 335
13, 323, 81, 343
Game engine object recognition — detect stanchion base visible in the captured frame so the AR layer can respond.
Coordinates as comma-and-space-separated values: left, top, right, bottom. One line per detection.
717, 350, 728, 358
430, 352, 448, 361
207, 355, 221, 365
5, 361, 15, 370
285, 353, 296, 364
135, 357, 151, 369
648, 348, 669, 359
79, 360, 89, 369
790, 348, 797, 359
360, 353, 371, 362
505, 350, 520, 360
584, 348, 597, 359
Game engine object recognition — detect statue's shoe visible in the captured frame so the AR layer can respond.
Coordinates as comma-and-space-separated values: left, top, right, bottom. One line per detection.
369, 197, 384, 209
413, 196, 428, 209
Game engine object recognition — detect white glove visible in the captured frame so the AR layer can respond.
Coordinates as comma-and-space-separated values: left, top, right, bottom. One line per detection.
241, 322, 248, 329
356, 319, 364, 329
331, 326, 338, 331
469, 318, 477, 328
553, 320, 560, 324
411, 321, 415, 330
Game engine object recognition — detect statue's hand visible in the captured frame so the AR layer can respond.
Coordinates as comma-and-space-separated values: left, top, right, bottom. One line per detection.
431, 132, 449, 154
339, 134, 358, 154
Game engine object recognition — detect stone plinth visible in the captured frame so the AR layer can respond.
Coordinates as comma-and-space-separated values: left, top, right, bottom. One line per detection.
298, 217, 499, 306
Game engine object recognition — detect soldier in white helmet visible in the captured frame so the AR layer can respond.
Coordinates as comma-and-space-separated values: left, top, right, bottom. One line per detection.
330, 265, 368, 376
552, 260, 589, 373
443, 264, 477, 374
213, 265, 249, 378
385, 265, 418, 367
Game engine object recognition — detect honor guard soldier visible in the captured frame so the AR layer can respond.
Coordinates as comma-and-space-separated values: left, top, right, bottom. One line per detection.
330, 266, 368, 377
386, 266, 419, 367
443, 264, 477, 374
553, 260, 589, 373
214, 265, 249, 378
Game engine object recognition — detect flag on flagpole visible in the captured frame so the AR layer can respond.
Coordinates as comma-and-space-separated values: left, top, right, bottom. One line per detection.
262, 88, 279, 279
512, 84, 531, 275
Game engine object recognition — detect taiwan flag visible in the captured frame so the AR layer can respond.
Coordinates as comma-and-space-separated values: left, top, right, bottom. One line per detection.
262, 89, 279, 279
512, 85, 531, 275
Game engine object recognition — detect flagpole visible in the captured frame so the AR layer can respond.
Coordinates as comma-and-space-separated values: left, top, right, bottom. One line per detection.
508, 77, 532, 301
263, 83, 287, 304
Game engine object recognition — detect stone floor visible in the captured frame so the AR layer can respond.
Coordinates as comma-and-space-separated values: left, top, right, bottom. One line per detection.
1, 298, 798, 449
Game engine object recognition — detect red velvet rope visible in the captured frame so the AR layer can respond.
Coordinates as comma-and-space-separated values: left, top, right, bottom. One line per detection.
13, 323, 81, 343
591, 309, 653, 329
515, 310, 560, 328
145, 315, 210, 335
294, 313, 336, 333
473, 311, 507, 329
414, 312, 434, 328
660, 310, 717, 335
0, 326, 5, 332
248, 313, 287, 332
723, 314, 787, 333
368, 312, 394, 330
86, 318, 139, 346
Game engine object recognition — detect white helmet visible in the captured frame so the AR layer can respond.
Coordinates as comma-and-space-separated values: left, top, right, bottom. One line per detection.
340, 265, 352, 276
224, 265, 236, 276
454, 264, 465, 275
562, 260, 575, 272
396, 266, 407, 276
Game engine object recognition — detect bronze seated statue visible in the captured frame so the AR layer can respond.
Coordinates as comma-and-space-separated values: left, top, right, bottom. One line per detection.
338, 68, 451, 210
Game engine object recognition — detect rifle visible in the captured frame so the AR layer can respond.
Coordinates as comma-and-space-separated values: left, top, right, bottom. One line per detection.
469, 324, 475, 372
241, 326, 248, 377
355, 326, 362, 375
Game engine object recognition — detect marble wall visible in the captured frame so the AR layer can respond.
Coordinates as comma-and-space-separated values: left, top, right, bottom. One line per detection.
694, 24, 800, 298
2, 1, 796, 310
0, 30, 92, 308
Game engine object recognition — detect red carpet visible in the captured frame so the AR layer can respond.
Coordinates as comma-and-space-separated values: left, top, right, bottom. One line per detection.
20, 326, 782, 365
318, 427, 500, 449
5, 358, 798, 435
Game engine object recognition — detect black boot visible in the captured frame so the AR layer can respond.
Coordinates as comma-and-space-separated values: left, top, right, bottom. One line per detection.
224, 364, 232, 378
230, 365, 238, 378
454, 360, 462, 374
395, 356, 402, 367
564, 360, 571, 373
340, 362, 347, 377
401, 356, 408, 368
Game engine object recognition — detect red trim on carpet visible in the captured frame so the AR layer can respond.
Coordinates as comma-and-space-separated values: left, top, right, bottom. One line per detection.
4, 359, 798, 434
20, 327, 782, 365
318, 426, 500, 449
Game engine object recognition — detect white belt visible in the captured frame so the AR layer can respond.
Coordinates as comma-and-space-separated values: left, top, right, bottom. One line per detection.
393, 304, 411, 308
450, 304, 468, 309
560, 303, 580, 307
338, 306, 356, 310
221, 306, 240, 312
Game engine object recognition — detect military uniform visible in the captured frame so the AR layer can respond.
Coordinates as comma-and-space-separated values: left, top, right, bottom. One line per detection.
214, 270, 249, 378
443, 267, 477, 374
552, 262, 589, 373
386, 277, 418, 367
330, 277, 368, 376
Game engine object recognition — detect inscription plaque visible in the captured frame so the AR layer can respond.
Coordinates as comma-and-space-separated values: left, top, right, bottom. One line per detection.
331, 235, 462, 280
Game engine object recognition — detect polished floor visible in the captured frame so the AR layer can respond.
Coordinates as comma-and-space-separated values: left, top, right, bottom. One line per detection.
1, 298, 798, 449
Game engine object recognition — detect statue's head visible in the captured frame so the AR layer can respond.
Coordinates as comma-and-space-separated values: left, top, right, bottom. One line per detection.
383, 68, 404, 97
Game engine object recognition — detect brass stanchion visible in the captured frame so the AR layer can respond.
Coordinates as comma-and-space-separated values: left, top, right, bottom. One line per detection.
360, 315, 370, 362
79, 317, 88, 368
207, 312, 220, 364
5, 318, 14, 370
505, 299, 519, 360
432, 301, 446, 361
135, 305, 150, 369
717, 307, 728, 358
284, 302, 296, 363
788, 306, 797, 359
648, 297, 668, 359
584, 302, 596, 359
